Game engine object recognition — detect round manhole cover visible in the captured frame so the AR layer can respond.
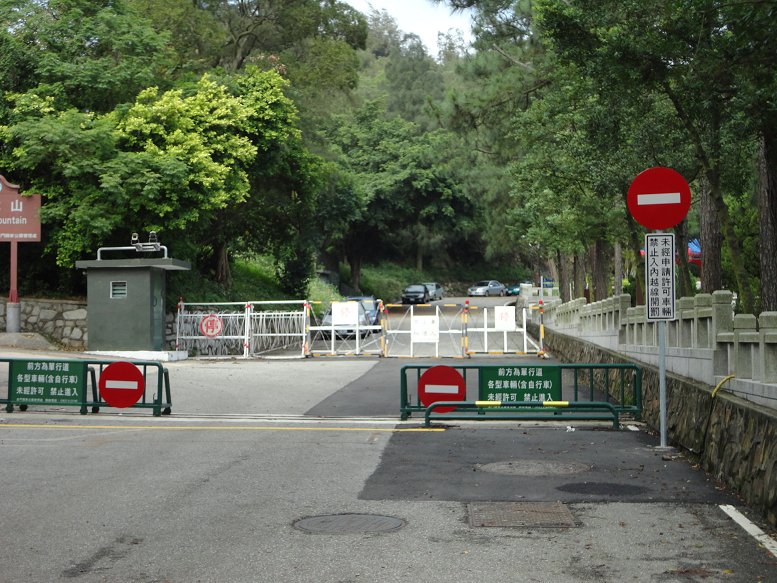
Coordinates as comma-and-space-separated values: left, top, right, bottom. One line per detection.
480, 460, 590, 476
556, 482, 650, 496
294, 514, 405, 534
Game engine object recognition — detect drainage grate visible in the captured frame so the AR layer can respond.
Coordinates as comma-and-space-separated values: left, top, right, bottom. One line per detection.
468, 501, 576, 528
294, 514, 405, 534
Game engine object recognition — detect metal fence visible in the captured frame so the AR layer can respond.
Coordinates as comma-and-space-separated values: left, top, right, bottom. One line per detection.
176, 300, 308, 358
383, 303, 465, 357
464, 305, 544, 355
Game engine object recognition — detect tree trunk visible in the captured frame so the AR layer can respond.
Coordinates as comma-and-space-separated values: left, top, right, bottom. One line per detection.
559, 250, 571, 303
613, 241, 622, 296
664, 83, 754, 312
416, 242, 423, 272
759, 133, 777, 312
214, 240, 232, 289
700, 175, 722, 294
675, 217, 694, 298
626, 213, 645, 305
575, 250, 587, 300
349, 253, 363, 293
592, 240, 609, 302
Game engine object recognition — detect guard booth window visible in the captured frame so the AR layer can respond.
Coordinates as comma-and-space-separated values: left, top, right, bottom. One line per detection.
110, 281, 127, 298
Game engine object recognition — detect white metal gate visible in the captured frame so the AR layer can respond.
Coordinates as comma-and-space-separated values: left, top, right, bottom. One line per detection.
176, 300, 308, 358
383, 303, 466, 357
464, 305, 543, 354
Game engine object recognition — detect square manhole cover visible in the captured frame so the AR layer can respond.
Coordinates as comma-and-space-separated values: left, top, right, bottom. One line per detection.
468, 502, 576, 528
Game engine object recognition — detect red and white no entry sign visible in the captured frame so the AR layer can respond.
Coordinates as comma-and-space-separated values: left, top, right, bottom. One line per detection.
627, 167, 691, 230
98, 361, 145, 408
418, 365, 466, 413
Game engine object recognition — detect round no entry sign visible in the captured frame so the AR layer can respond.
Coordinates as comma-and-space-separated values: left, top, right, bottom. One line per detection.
627, 167, 691, 230
418, 365, 466, 413
99, 361, 145, 408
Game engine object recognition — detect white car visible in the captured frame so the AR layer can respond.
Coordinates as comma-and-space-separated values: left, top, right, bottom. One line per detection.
468, 280, 506, 297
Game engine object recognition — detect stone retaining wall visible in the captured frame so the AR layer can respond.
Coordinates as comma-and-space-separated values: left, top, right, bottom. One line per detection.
530, 322, 777, 527
1, 299, 89, 348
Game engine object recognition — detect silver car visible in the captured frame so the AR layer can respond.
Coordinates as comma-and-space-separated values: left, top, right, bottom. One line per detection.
468, 280, 506, 297
422, 282, 444, 301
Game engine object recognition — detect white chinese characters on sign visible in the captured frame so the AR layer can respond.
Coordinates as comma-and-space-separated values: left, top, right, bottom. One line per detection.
645, 233, 676, 321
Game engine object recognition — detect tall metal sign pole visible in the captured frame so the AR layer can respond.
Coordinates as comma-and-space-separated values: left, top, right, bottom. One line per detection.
627, 167, 691, 447
0, 176, 42, 333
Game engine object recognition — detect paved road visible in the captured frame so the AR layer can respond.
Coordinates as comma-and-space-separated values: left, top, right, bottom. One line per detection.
1, 346, 776, 583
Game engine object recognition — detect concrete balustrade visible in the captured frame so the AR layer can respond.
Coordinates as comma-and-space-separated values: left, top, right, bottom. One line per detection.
533, 289, 777, 409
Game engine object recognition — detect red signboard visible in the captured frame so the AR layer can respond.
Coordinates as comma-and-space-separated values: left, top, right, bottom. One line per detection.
0, 175, 41, 241
627, 167, 691, 230
98, 362, 145, 408
418, 365, 466, 413
200, 314, 223, 338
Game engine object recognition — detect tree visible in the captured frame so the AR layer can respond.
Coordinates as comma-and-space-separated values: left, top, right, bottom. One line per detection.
535, 0, 771, 314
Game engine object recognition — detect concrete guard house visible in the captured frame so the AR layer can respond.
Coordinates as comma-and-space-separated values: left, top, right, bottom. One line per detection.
76, 232, 190, 359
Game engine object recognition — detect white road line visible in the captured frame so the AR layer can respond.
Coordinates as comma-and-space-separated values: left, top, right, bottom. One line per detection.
719, 504, 777, 555
637, 192, 681, 205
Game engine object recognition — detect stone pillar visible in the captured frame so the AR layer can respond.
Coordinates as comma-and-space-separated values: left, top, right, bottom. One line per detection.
758, 312, 777, 384
733, 313, 758, 380
694, 294, 713, 348
7, 302, 20, 333
712, 290, 734, 376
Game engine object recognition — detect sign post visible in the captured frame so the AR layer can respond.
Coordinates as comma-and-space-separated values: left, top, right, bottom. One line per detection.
628, 167, 690, 448
0, 176, 42, 333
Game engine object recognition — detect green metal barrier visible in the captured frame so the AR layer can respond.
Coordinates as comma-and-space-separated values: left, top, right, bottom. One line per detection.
400, 363, 641, 425
423, 400, 620, 428
1, 358, 172, 416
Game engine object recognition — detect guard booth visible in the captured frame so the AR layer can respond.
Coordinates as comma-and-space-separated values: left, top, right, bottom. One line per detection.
75, 233, 190, 351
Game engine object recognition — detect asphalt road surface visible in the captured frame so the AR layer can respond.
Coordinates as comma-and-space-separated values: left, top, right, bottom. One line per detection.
1, 346, 775, 583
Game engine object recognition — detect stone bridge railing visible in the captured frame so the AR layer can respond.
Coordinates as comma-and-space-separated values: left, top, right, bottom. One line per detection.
535, 290, 777, 410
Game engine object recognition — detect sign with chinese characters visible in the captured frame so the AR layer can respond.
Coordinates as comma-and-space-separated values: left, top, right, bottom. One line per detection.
412, 315, 439, 343
200, 314, 223, 337
0, 175, 41, 241
9, 360, 87, 406
494, 306, 515, 331
645, 233, 676, 321
332, 301, 359, 326
479, 365, 561, 404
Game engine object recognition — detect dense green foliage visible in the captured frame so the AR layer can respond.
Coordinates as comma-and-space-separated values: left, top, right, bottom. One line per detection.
0, 0, 773, 312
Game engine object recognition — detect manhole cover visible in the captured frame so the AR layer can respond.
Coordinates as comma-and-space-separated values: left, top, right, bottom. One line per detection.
469, 502, 576, 528
294, 515, 405, 534
479, 460, 590, 476
556, 482, 649, 496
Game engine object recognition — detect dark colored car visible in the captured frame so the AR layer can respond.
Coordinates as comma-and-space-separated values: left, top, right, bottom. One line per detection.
346, 295, 380, 326
402, 284, 430, 304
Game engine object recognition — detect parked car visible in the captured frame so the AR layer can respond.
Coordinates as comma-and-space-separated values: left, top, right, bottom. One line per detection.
402, 284, 430, 304
346, 295, 380, 326
468, 280, 506, 297
422, 282, 444, 301
320, 301, 369, 338
505, 283, 522, 296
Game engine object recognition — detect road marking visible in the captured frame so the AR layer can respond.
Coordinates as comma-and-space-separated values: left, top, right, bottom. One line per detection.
0, 424, 444, 432
426, 384, 460, 394
719, 505, 777, 555
637, 192, 681, 205
105, 380, 138, 390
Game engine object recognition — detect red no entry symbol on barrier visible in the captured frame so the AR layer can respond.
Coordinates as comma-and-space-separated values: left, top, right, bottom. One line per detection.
200, 314, 223, 337
418, 365, 466, 413
98, 361, 145, 408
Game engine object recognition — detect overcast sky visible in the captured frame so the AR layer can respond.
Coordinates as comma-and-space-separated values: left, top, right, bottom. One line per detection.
344, 0, 475, 56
